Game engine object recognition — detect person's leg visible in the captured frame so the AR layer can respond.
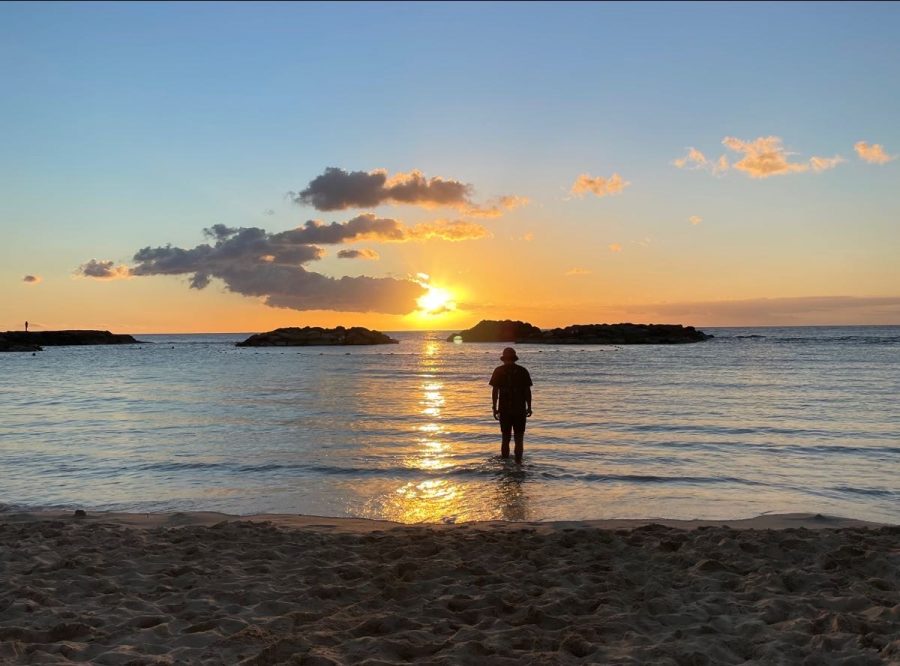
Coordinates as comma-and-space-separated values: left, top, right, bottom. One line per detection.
499, 415, 512, 458
513, 415, 526, 463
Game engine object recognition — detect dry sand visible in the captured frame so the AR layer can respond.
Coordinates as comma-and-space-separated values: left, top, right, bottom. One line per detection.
1, 511, 898, 665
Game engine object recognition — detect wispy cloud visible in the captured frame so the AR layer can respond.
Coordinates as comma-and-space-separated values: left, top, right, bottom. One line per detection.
337, 248, 380, 260
22, 274, 42, 284
571, 173, 630, 198
676, 136, 843, 178
565, 267, 592, 276
809, 155, 844, 172
608, 243, 623, 252
688, 215, 702, 225
854, 141, 895, 164
673, 147, 708, 169
76, 259, 132, 280
463, 195, 530, 219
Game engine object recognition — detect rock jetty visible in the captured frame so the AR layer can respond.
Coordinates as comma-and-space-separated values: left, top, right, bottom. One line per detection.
0, 330, 142, 350
446, 319, 542, 342
237, 326, 399, 347
448, 320, 712, 344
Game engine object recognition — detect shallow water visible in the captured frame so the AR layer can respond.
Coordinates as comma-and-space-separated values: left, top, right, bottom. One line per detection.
1, 327, 898, 523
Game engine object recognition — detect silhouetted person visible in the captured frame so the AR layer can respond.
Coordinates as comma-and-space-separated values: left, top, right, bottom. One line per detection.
490, 347, 533, 464
25, 321, 28, 332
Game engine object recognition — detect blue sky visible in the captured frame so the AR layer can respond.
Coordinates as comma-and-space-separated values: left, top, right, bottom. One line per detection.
2, 2, 899, 330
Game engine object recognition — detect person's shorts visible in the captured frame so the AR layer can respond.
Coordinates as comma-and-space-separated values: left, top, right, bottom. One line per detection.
499, 412, 527, 438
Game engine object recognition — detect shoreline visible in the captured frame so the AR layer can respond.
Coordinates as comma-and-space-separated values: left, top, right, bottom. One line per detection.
2, 510, 897, 664
0, 508, 889, 532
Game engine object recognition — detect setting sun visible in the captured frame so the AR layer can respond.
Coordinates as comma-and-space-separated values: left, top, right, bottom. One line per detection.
416, 285, 456, 315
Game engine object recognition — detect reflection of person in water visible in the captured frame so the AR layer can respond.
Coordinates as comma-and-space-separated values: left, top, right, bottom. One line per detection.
489, 347, 533, 464
495, 472, 529, 521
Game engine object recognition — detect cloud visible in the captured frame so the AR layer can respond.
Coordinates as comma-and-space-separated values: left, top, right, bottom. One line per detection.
673, 147, 708, 169
522, 232, 535, 242
721, 136, 809, 177
291, 167, 473, 211
689, 215, 702, 225
608, 243, 623, 252
713, 155, 729, 175
565, 268, 592, 276
571, 173, 630, 198
76, 259, 132, 280
264, 208, 275, 216
405, 219, 491, 241
721, 136, 844, 178
809, 155, 844, 172
268, 213, 489, 245
463, 195, 530, 219
854, 141, 895, 164
122, 225, 426, 313
337, 248, 380, 260
22, 275, 42, 284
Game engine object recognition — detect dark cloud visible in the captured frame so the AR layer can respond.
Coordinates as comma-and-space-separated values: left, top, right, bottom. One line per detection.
292, 167, 473, 211
337, 248, 380, 260
127, 225, 425, 314
22, 275, 42, 284
276, 214, 488, 244
76, 259, 131, 279
279, 214, 406, 244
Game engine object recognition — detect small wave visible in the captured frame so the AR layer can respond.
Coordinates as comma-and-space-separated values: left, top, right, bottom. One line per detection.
830, 486, 899, 498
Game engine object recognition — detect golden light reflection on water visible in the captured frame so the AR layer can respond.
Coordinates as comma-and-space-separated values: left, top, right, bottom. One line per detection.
361, 335, 533, 524
381, 337, 471, 522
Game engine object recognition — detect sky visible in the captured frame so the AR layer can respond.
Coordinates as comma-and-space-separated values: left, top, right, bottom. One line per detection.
2, 1, 899, 333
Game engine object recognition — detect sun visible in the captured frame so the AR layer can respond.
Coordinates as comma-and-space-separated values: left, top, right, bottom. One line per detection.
416, 285, 456, 315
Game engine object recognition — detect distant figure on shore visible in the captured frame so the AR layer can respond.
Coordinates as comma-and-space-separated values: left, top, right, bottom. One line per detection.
25, 321, 28, 332
490, 347, 533, 464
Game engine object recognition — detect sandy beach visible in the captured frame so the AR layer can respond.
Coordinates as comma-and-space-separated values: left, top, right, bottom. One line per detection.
1, 511, 898, 665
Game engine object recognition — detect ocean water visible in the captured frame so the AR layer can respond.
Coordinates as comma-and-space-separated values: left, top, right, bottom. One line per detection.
1, 327, 898, 524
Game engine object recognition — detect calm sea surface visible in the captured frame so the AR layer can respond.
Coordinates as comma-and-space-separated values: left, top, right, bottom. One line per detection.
1, 327, 898, 523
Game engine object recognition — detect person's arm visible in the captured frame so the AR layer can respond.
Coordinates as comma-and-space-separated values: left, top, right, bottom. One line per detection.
525, 369, 533, 417
492, 386, 500, 420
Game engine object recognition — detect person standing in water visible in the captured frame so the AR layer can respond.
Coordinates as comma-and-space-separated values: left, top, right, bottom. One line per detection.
490, 347, 533, 464
25, 321, 28, 332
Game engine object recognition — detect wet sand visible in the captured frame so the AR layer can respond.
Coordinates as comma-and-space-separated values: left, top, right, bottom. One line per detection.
1, 511, 898, 664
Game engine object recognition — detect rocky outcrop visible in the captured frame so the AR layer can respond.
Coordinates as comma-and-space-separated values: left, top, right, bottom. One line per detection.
521, 323, 713, 344
448, 320, 712, 344
237, 326, 399, 347
0, 336, 42, 352
0, 330, 142, 347
446, 320, 542, 342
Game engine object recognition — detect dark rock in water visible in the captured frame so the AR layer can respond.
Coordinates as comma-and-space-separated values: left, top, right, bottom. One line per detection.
446, 319, 542, 342
448, 320, 712, 344
522, 323, 713, 345
237, 326, 399, 347
0, 338, 42, 352
74, 509, 87, 518
0, 330, 144, 347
